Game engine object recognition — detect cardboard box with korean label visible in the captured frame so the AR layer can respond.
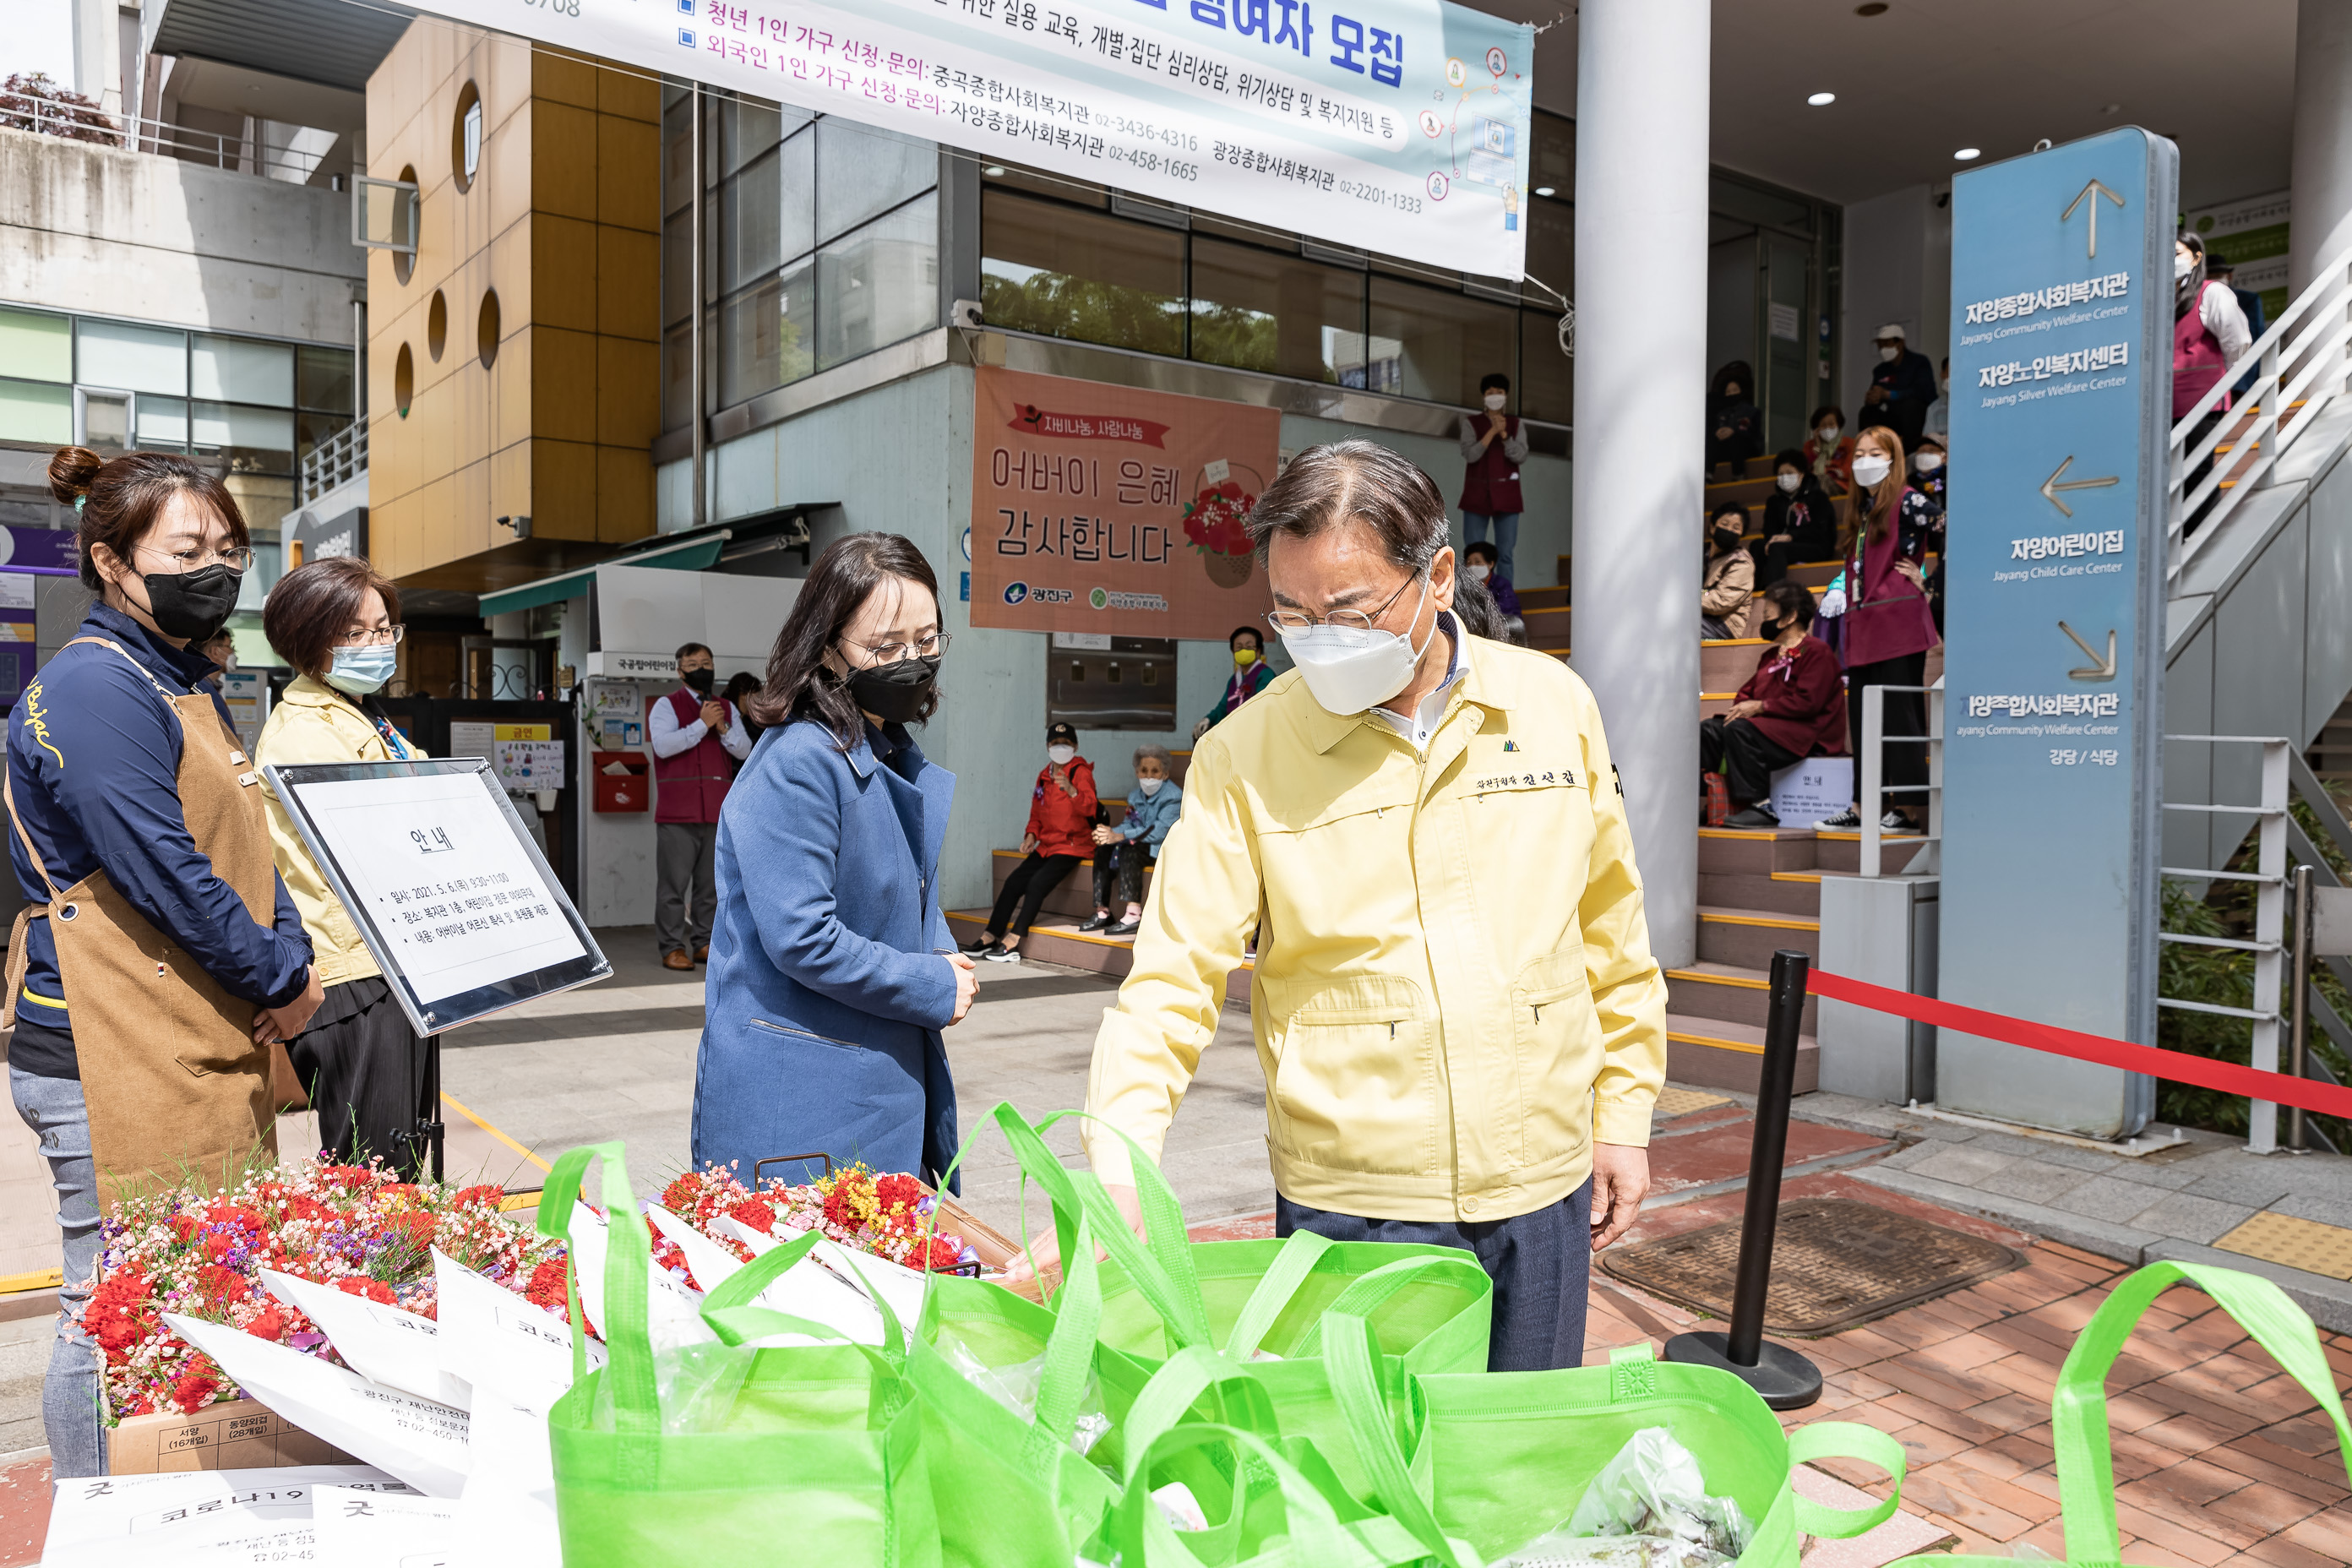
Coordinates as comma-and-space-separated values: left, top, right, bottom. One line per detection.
110, 1394, 359, 1475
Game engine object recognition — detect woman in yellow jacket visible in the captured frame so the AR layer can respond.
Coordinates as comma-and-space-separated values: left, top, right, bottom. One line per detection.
254, 556, 434, 1175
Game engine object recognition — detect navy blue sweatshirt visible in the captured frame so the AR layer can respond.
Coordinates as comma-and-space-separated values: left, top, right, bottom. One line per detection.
7, 603, 312, 1077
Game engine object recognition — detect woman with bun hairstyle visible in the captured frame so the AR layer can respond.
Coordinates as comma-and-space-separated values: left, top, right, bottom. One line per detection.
8, 448, 321, 1476
255, 556, 436, 1179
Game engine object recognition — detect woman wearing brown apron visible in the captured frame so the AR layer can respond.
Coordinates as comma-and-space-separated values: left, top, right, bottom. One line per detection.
7, 448, 320, 1476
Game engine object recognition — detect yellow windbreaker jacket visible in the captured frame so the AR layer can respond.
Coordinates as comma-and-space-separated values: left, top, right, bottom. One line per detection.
255, 676, 428, 987
1084, 632, 1668, 1222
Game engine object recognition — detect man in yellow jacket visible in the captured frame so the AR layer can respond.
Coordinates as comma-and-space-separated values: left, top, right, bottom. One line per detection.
1068, 439, 1668, 1371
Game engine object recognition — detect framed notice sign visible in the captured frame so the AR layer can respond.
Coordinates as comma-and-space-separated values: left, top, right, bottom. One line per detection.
264, 759, 612, 1036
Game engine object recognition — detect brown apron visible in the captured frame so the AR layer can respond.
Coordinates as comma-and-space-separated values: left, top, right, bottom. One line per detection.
3, 637, 286, 1206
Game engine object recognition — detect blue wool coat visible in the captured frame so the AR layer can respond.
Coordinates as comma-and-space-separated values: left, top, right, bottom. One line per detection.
690, 716, 961, 1190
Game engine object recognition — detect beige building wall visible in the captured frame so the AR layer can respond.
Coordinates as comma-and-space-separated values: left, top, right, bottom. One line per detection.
365, 23, 660, 591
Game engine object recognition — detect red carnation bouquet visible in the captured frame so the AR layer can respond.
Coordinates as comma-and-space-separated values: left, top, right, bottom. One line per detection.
1180, 479, 1257, 559
90, 1158, 564, 1421
655, 1162, 979, 1285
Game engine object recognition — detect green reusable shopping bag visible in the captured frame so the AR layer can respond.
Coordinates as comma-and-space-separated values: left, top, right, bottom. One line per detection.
1319, 1308, 1906, 1568
988, 1107, 1489, 1502
539, 1142, 942, 1568
1891, 1260, 2352, 1567
1097, 1420, 1480, 1568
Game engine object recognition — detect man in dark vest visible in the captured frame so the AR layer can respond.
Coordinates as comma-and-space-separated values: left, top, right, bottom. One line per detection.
650, 640, 752, 970
1457, 371, 1527, 582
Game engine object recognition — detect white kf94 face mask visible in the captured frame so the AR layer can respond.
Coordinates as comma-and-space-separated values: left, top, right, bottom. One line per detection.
1277, 575, 1436, 716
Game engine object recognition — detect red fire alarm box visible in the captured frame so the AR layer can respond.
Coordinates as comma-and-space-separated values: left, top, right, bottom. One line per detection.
592, 753, 650, 814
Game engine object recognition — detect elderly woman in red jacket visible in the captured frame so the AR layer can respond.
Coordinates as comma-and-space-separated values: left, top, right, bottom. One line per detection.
963, 720, 1097, 963
1701, 580, 1848, 829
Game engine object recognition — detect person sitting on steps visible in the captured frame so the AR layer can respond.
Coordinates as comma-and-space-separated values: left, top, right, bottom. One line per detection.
1080, 743, 1183, 938
964, 721, 1096, 963
1699, 580, 1848, 830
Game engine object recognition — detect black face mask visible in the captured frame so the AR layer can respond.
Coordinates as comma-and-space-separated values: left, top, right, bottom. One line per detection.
844, 654, 940, 724
681, 667, 716, 694
139, 564, 242, 643
1712, 528, 1744, 553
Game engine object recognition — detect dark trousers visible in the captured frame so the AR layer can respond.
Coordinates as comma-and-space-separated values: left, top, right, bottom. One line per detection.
288, 975, 432, 1179
1276, 1179, 1592, 1372
656, 819, 719, 954
988, 852, 1082, 937
1847, 651, 1928, 807
1700, 715, 1804, 808
1091, 841, 1155, 910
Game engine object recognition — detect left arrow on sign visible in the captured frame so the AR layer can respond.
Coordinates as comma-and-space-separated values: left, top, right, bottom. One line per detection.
2040, 455, 2121, 518
2061, 177, 2126, 259
2059, 620, 2118, 683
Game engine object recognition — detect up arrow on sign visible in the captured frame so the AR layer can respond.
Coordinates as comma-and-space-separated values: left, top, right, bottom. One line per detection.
2061, 177, 2126, 259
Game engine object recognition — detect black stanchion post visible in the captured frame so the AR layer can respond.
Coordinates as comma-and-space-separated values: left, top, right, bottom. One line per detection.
1661, 947, 1823, 1409
422, 1033, 446, 1185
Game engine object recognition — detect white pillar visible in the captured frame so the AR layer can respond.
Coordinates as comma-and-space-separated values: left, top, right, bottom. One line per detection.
2290, 0, 2352, 297
1572, 0, 1708, 969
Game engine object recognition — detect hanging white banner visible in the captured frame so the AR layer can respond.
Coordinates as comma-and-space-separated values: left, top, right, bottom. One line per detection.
400, 0, 1533, 277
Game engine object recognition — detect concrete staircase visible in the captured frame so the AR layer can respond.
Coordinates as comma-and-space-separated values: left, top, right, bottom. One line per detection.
1671, 825, 1928, 1094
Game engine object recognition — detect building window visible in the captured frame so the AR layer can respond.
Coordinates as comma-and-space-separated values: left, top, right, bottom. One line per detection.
667, 86, 940, 421
455, 82, 483, 192
1188, 237, 1367, 384
980, 188, 1184, 358
1366, 276, 1517, 409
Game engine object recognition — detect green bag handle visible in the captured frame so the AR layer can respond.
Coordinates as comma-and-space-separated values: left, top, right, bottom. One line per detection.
1287, 1254, 1494, 1359
930, 1102, 1112, 1479
994, 1104, 1212, 1350
1321, 1309, 1477, 1568
1787, 1423, 1908, 1539
699, 1228, 826, 1315
2048, 1262, 2352, 1565
1105, 1421, 1397, 1568
1115, 1343, 1285, 1482
538, 1142, 657, 1433
1219, 1229, 1334, 1361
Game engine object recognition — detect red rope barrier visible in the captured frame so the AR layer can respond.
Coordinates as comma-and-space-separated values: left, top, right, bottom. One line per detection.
1806, 967, 2352, 1124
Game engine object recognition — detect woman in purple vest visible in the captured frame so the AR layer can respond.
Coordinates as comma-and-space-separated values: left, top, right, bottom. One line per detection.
690, 534, 976, 1190
651, 641, 753, 970
2174, 231, 2252, 536
1458, 372, 1527, 581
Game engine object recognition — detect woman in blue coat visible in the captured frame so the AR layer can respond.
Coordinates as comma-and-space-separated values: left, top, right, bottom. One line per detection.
691, 533, 977, 1190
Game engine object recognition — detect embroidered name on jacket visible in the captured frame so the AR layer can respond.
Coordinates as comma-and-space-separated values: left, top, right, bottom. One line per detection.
1473, 766, 1578, 793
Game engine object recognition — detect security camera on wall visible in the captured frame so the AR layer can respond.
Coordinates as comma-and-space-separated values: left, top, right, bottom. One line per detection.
950, 298, 984, 330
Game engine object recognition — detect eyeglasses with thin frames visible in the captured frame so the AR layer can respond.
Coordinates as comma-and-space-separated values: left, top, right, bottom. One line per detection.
136, 542, 254, 574
1266, 572, 1423, 634
842, 629, 951, 665
335, 626, 406, 647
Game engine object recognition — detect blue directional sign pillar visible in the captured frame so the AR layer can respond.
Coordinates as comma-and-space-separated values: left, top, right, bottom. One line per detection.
1938, 128, 2177, 1139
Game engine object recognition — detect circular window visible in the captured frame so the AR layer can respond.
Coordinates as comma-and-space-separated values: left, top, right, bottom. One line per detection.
395, 344, 414, 418
392, 163, 418, 284
477, 289, 502, 369
451, 81, 483, 193
427, 290, 448, 361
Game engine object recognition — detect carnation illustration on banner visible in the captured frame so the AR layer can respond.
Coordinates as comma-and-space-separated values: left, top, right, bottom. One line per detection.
1181, 460, 1264, 591
656, 1162, 980, 1282
90, 1159, 564, 1422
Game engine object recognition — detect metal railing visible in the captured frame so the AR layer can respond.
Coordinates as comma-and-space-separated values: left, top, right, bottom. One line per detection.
1, 89, 336, 183
2170, 243, 2352, 587
2158, 737, 2289, 1152
301, 415, 368, 506
1858, 680, 1942, 878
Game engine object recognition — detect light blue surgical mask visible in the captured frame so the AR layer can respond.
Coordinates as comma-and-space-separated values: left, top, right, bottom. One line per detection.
325, 644, 397, 694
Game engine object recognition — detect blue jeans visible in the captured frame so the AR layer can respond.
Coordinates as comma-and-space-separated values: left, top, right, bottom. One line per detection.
1275, 1178, 1592, 1371
11, 1065, 106, 1477
1462, 512, 1521, 581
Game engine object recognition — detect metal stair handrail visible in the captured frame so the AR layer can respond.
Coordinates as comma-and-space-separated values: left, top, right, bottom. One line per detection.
300, 415, 368, 506
2169, 242, 2352, 586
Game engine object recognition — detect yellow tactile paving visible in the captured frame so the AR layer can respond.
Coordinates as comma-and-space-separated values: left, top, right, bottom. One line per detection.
1653, 1086, 1733, 1119
2214, 1211, 2352, 1281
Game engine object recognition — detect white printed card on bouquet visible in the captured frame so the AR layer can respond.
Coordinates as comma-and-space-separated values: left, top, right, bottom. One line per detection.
166, 1315, 473, 1498
259, 1269, 472, 1410
42, 1467, 414, 1566
308, 1484, 461, 1567
431, 1249, 604, 1418
565, 1201, 715, 1352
